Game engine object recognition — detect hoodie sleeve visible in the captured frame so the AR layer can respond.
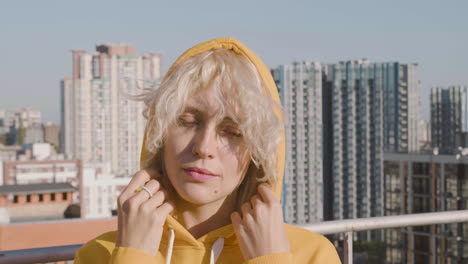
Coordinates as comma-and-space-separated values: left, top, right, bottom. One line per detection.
242, 242, 342, 264
243, 252, 294, 264
73, 233, 159, 264
240, 226, 342, 264
109, 247, 158, 264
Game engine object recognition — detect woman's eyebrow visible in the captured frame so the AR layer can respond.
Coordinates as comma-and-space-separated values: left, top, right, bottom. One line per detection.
183, 106, 202, 115
183, 105, 238, 124
222, 117, 240, 125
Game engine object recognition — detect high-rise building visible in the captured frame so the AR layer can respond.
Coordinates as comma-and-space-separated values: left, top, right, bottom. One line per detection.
322, 60, 421, 227
384, 153, 468, 264
322, 60, 384, 226
272, 59, 420, 227
431, 86, 468, 154
61, 44, 161, 175
272, 62, 324, 224
382, 63, 421, 153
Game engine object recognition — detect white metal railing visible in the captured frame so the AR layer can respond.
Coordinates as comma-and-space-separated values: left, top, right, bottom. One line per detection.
300, 210, 468, 264
1, 210, 468, 264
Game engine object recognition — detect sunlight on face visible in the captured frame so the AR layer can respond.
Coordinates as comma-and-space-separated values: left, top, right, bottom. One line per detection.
163, 83, 250, 206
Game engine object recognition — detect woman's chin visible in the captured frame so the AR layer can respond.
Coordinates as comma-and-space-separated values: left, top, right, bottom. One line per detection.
175, 183, 225, 205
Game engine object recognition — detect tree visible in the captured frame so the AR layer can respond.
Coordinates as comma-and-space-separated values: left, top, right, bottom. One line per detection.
16, 119, 26, 145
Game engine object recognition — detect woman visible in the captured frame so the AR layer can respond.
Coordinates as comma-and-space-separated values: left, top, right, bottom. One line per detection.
75, 37, 341, 263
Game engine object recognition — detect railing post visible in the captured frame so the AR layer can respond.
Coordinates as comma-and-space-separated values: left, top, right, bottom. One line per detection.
343, 231, 353, 264
0, 244, 81, 264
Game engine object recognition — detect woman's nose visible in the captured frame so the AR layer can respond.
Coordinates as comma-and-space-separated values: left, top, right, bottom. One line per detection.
191, 126, 217, 159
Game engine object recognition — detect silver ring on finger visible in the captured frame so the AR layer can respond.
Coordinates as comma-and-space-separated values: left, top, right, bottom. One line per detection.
135, 185, 153, 198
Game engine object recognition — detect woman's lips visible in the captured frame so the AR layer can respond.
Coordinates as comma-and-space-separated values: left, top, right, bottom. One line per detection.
184, 167, 218, 181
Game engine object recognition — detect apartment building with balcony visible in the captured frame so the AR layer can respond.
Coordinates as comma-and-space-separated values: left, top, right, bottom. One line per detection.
384, 153, 468, 264
382, 63, 421, 153
322, 60, 421, 226
271, 62, 324, 224
271, 59, 421, 230
322, 60, 385, 228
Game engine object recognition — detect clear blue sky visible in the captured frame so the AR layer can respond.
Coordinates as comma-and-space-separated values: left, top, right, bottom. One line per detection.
1, 0, 467, 123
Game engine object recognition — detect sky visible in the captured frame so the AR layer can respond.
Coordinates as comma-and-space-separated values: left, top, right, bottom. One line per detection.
1, 0, 467, 123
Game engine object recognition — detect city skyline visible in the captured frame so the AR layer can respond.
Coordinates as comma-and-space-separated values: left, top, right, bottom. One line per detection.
1, 0, 467, 123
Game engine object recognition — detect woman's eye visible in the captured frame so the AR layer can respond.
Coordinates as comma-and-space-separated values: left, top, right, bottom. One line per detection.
222, 127, 242, 137
178, 116, 197, 126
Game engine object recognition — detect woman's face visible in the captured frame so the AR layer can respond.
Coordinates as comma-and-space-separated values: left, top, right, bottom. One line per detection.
163, 83, 250, 206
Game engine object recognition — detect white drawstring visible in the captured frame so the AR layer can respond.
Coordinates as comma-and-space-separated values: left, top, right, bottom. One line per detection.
165, 229, 175, 264
164, 229, 224, 264
210, 237, 224, 264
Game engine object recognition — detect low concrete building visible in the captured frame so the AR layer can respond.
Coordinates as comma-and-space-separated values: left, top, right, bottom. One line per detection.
81, 164, 131, 218
21, 143, 55, 161
2, 159, 81, 187
0, 182, 76, 223
0, 144, 21, 162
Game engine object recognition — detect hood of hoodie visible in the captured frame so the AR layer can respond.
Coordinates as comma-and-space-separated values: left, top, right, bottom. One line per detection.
139, 37, 286, 248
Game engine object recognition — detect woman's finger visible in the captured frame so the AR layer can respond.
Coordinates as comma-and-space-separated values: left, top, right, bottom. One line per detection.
257, 183, 277, 205
241, 202, 252, 218
119, 170, 152, 202
142, 189, 168, 210
231, 211, 242, 229
155, 201, 175, 221
250, 194, 261, 208
145, 168, 162, 180
131, 179, 161, 204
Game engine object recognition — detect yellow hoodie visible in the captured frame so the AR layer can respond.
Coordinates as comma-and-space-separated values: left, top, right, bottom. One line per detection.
74, 38, 341, 264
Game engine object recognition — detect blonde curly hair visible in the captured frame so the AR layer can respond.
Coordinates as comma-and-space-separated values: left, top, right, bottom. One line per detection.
136, 48, 283, 207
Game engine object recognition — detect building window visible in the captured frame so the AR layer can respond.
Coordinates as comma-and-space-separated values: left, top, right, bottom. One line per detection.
26, 195, 31, 203
51, 193, 56, 201
39, 194, 44, 202
62, 192, 68, 200
13, 195, 18, 203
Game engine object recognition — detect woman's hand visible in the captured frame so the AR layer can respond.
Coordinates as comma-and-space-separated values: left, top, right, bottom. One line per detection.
231, 183, 290, 260
115, 168, 174, 256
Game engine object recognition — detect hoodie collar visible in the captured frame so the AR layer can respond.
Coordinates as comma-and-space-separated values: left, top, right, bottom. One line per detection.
159, 215, 238, 248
